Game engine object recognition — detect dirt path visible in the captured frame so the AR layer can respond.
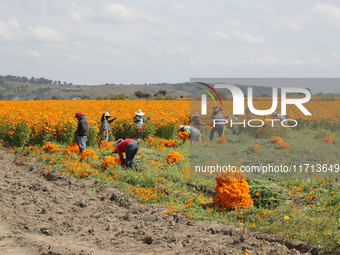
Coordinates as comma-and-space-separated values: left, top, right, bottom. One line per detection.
0, 149, 328, 255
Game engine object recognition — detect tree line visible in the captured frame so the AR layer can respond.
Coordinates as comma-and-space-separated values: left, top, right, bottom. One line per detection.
0, 75, 71, 85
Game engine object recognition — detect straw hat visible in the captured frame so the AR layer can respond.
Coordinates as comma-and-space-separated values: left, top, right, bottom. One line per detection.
103, 112, 111, 117
193, 112, 199, 117
135, 109, 145, 116
112, 139, 123, 153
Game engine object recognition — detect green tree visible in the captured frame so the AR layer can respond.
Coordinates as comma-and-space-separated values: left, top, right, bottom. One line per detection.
134, 91, 143, 98
114, 93, 126, 100
142, 93, 151, 99
154, 90, 167, 97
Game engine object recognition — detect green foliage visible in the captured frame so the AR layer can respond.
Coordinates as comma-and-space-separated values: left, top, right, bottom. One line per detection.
54, 123, 75, 144
0, 123, 30, 147
86, 127, 98, 147
154, 122, 177, 139
247, 178, 286, 208
29, 124, 49, 145
314, 129, 332, 139
112, 119, 135, 139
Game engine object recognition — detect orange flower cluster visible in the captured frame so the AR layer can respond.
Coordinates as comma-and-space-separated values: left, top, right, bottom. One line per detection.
79, 149, 98, 161
213, 177, 253, 210
101, 156, 121, 169
159, 138, 177, 147
63, 142, 80, 154
144, 136, 177, 151
42, 142, 62, 153
177, 131, 189, 140
98, 140, 114, 152
165, 151, 184, 163
63, 160, 98, 178
270, 136, 290, 149
215, 136, 227, 144
321, 136, 334, 144
253, 143, 262, 153
131, 186, 160, 203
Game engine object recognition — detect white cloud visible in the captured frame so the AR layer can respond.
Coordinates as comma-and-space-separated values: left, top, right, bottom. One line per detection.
239, 55, 325, 66
100, 3, 155, 23
257, 4, 278, 13
208, 30, 229, 40
229, 31, 265, 44
27, 50, 41, 58
273, 16, 305, 30
331, 52, 340, 62
30, 26, 65, 42
239, 54, 278, 65
221, 17, 242, 29
54, 1, 95, 22
315, 2, 340, 28
0, 17, 65, 43
208, 30, 265, 44
179, 46, 189, 53
271, 2, 340, 30
167, 3, 186, 18
0, 21, 13, 41
190, 60, 203, 69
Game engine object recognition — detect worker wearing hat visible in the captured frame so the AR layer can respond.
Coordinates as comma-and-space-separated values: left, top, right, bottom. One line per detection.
133, 109, 146, 141
112, 138, 139, 169
178, 125, 201, 146
100, 112, 116, 141
74, 112, 89, 152
189, 112, 203, 129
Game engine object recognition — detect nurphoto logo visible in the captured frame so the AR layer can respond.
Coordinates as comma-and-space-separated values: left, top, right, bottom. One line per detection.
198, 82, 312, 128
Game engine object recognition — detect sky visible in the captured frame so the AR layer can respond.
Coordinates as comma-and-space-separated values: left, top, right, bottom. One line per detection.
0, 0, 340, 92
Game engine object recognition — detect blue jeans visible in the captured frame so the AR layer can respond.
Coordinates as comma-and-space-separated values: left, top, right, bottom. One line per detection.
103, 131, 109, 141
135, 128, 143, 139
125, 141, 139, 168
77, 136, 87, 152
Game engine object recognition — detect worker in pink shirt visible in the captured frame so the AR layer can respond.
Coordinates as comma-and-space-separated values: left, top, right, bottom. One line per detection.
112, 139, 139, 168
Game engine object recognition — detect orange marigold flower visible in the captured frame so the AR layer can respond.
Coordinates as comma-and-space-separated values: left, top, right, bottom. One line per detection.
177, 131, 189, 140
101, 156, 121, 169
213, 169, 253, 210
79, 149, 98, 160
270, 136, 290, 149
42, 142, 62, 153
321, 136, 334, 144
165, 151, 184, 163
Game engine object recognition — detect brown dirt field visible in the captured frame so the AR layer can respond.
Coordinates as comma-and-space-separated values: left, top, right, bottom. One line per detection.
0, 149, 330, 255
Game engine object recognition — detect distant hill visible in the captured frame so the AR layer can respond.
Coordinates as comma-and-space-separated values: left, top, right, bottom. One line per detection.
0, 75, 321, 100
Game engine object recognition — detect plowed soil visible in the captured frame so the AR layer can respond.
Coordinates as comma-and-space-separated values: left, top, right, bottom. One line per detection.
0, 149, 328, 255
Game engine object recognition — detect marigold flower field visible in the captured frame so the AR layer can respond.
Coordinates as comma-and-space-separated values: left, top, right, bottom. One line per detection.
0, 98, 339, 251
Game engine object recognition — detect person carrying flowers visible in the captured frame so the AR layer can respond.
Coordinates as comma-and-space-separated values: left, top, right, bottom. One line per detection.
100, 112, 116, 141
112, 139, 139, 168
178, 125, 200, 145
133, 109, 146, 141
